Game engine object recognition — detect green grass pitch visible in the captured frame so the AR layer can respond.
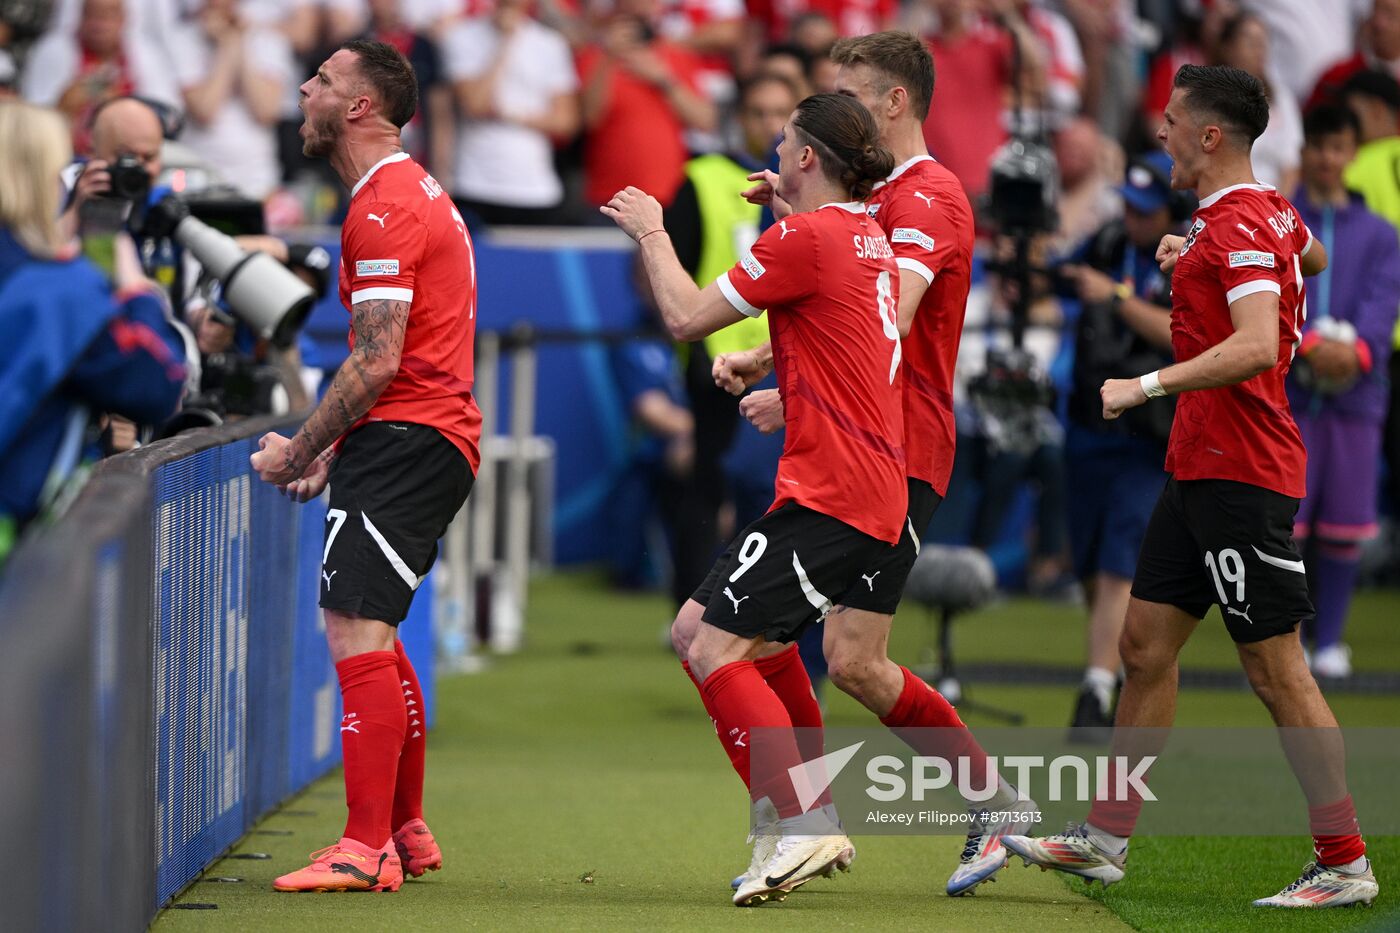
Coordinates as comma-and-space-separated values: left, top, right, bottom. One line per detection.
154, 573, 1400, 932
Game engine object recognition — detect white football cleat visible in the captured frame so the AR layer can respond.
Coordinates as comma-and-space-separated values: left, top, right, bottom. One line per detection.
1001, 823, 1126, 887
1253, 859, 1379, 908
733, 832, 853, 906
947, 797, 1042, 896
733, 803, 854, 890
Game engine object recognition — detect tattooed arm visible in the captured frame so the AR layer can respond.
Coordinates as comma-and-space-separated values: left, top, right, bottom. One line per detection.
250, 297, 410, 487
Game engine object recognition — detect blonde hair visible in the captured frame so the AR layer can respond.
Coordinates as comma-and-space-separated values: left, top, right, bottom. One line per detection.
0, 101, 72, 257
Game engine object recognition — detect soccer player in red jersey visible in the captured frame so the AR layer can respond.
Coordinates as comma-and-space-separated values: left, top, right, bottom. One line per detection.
604, 93, 905, 906
709, 32, 1037, 897
250, 40, 480, 893
1003, 65, 1379, 909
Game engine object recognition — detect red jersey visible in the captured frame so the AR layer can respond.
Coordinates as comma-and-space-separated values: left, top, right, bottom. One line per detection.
866, 156, 974, 496
338, 152, 482, 471
718, 202, 907, 544
1166, 184, 1313, 498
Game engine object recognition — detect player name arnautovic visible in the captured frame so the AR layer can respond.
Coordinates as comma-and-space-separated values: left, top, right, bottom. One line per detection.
853, 233, 894, 260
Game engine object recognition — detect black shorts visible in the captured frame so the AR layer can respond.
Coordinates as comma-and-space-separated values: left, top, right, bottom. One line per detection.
836, 478, 943, 615
1132, 478, 1313, 643
321, 422, 473, 625
691, 503, 892, 643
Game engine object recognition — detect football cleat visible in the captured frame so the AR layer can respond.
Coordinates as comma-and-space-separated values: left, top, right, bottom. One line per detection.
393, 818, 443, 878
732, 801, 854, 890
1310, 644, 1353, 679
1001, 823, 1126, 887
1252, 859, 1379, 908
273, 837, 403, 892
947, 797, 1042, 896
733, 832, 853, 906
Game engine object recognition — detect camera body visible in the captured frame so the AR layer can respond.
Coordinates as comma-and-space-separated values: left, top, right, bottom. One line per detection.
987, 136, 1059, 237
106, 153, 151, 203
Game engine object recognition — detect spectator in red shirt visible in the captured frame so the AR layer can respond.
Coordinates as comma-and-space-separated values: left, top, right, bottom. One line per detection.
915, 0, 1043, 201
579, 0, 717, 208
1309, 0, 1400, 111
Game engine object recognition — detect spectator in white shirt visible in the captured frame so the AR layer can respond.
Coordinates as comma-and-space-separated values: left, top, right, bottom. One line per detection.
169, 0, 296, 200
443, 0, 580, 224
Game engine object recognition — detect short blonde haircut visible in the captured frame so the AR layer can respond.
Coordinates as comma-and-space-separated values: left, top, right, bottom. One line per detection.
0, 101, 72, 257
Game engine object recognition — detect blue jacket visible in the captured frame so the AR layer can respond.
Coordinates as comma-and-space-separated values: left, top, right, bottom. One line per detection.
0, 229, 186, 527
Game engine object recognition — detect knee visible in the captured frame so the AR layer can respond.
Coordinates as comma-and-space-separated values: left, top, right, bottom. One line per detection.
1117, 626, 1173, 681
670, 603, 703, 661
1241, 642, 1312, 707
826, 647, 874, 699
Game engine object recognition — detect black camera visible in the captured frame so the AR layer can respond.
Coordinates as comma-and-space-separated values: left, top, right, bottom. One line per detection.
987, 136, 1059, 237
105, 153, 151, 203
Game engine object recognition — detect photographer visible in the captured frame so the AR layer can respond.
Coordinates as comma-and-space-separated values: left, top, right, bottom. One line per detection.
0, 101, 185, 560
1059, 150, 1187, 737
63, 95, 317, 426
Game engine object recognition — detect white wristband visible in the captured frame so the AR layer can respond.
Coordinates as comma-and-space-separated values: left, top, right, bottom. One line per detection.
1140, 370, 1167, 398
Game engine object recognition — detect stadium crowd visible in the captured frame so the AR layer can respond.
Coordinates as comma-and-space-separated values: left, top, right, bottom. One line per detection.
2, 0, 1399, 702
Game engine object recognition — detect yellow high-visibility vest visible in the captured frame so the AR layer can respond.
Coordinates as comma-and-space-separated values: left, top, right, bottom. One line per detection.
685, 154, 770, 359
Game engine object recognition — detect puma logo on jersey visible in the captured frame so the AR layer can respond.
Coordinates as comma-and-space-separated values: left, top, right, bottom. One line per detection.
913, 191, 935, 207
779, 220, 794, 239
861, 571, 880, 591
723, 586, 750, 613
367, 211, 389, 228
1225, 604, 1254, 625
1236, 223, 1258, 240
322, 569, 337, 589
728, 727, 747, 748
340, 713, 361, 734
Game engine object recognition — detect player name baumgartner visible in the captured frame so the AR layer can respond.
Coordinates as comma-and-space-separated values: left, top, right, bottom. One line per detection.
853, 234, 894, 260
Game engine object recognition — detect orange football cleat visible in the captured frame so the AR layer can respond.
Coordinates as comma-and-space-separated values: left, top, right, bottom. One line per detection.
393, 818, 443, 878
273, 837, 403, 892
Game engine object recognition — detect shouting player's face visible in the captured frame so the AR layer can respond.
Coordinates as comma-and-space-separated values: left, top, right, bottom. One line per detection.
299, 51, 355, 158
1158, 88, 1201, 192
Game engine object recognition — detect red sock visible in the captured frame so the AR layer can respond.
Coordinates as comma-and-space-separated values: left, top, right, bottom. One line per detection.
880, 666, 998, 800
682, 660, 750, 788
755, 644, 830, 808
1087, 757, 1152, 838
336, 650, 406, 849
1310, 795, 1366, 866
700, 660, 804, 816
391, 639, 426, 829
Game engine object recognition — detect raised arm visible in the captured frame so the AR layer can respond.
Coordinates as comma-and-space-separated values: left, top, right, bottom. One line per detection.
602, 187, 744, 342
